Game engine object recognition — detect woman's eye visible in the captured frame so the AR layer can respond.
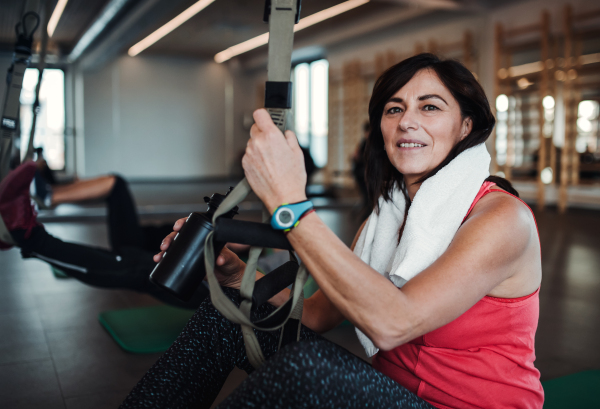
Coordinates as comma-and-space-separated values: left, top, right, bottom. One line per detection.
423, 105, 439, 111
386, 107, 402, 114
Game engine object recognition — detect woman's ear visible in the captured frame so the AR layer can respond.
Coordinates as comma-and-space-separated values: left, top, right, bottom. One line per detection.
460, 117, 473, 141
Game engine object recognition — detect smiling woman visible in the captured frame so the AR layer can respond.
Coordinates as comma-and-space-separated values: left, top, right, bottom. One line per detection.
365, 54, 507, 212
363, 55, 522, 251
121, 54, 543, 409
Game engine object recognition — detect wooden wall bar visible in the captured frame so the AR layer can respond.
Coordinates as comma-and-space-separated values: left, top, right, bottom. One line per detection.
537, 11, 550, 210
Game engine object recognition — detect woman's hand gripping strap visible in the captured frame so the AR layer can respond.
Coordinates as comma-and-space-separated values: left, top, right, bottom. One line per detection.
203, 228, 308, 368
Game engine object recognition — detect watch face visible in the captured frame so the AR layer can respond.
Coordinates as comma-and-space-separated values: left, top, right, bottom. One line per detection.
276, 208, 295, 228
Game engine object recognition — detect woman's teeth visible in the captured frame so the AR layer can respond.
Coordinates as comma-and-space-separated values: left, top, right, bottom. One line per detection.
399, 143, 425, 148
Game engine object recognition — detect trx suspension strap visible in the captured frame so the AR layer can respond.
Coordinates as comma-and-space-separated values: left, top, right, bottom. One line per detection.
0, 10, 40, 247
204, 0, 305, 369
0, 11, 40, 181
24, 0, 51, 163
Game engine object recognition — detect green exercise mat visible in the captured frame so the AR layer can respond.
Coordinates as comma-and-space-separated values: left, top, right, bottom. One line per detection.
542, 370, 600, 408
99, 305, 195, 354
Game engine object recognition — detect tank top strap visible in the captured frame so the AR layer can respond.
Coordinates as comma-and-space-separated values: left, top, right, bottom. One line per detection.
463, 181, 541, 256
462, 181, 497, 222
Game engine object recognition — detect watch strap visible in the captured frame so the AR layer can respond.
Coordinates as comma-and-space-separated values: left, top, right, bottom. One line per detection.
271, 200, 313, 231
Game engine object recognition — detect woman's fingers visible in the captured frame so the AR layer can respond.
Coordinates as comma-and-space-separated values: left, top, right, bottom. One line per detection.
216, 246, 239, 268
284, 130, 300, 151
160, 231, 177, 250
154, 230, 178, 262
173, 217, 187, 231
215, 247, 245, 288
252, 109, 274, 131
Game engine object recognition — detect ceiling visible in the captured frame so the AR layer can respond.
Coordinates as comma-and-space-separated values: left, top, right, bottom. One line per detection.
0, 0, 512, 68
0, 0, 117, 54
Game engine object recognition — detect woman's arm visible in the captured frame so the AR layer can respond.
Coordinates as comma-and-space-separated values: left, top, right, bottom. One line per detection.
285, 192, 538, 350
243, 109, 540, 351
267, 218, 369, 334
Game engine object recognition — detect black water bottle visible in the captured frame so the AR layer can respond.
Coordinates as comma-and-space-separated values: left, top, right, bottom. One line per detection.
149, 188, 238, 301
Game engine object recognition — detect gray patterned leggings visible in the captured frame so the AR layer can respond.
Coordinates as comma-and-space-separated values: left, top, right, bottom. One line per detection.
120, 287, 435, 409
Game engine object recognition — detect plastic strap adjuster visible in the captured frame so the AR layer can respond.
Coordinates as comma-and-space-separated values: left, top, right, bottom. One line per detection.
265, 81, 292, 109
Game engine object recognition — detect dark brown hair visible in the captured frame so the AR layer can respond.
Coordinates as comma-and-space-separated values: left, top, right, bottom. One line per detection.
364, 53, 517, 218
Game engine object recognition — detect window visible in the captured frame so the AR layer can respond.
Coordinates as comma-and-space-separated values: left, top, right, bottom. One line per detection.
293, 59, 328, 168
19, 68, 65, 170
576, 100, 599, 154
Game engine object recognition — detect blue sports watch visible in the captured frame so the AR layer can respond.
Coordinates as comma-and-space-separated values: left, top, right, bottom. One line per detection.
271, 200, 314, 231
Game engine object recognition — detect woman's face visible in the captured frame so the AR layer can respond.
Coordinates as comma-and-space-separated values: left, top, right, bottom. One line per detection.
380, 69, 472, 183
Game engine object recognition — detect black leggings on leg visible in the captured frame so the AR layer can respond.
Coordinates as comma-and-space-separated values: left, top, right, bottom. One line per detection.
219, 339, 435, 409
120, 287, 434, 409
106, 175, 144, 252
121, 287, 319, 408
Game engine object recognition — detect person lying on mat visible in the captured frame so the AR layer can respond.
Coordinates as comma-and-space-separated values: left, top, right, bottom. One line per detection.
120, 53, 544, 409
0, 166, 279, 309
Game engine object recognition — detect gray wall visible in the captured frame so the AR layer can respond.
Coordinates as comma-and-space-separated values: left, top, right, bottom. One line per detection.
82, 55, 231, 179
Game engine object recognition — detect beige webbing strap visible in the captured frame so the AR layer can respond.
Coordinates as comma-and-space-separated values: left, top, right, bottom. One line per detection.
204, 175, 308, 368
204, 230, 308, 368
204, 0, 308, 368
205, 0, 308, 368
1, 5, 40, 180
0, 137, 13, 185
24, 0, 51, 162
203, 1, 306, 368
0, 51, 29, 180
0, 5, 41, 245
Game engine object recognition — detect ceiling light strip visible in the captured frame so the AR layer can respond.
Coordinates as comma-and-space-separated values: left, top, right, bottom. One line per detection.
128, 0, 216, 57
294, 0, 369, 32
214, 0, 370, 63
48, 0, 70, 37
214, 33, 270, 64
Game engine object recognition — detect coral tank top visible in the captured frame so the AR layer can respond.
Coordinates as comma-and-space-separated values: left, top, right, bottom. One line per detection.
372, 182, 544, 409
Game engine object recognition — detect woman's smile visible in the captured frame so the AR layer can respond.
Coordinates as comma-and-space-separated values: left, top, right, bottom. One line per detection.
396, 139, 427, 150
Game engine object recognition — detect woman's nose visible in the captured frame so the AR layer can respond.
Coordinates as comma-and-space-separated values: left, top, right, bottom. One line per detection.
399, 108, 419, 132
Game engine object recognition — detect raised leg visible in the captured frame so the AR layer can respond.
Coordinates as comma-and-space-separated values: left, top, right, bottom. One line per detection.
104, 175, 145, 251
51, 175, 116, 205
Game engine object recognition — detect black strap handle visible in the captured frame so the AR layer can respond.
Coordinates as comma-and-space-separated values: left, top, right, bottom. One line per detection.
214, 218, 293, 251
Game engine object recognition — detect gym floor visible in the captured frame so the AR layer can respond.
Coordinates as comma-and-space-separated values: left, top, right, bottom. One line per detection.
0, 181, 599, 408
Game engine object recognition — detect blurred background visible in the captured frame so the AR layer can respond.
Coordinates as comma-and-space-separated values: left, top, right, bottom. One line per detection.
0, 0, 599, 408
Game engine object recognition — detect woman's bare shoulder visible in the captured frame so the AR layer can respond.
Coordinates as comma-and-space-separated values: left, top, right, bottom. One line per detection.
460, 186, 536, 262
468, 186, 534, 229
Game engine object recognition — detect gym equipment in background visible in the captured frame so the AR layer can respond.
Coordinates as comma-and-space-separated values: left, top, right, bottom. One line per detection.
24, 0, 52, 163
0, 9, 40, 247
0, 11, 40, 181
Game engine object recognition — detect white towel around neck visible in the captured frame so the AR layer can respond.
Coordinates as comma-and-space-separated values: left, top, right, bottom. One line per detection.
353, 143, 491, 356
